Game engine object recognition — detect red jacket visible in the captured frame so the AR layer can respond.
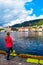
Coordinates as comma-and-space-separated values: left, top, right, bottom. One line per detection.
4, 35, 13, 48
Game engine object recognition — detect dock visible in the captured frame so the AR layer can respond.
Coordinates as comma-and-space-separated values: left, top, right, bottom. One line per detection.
0, 54, 40, 65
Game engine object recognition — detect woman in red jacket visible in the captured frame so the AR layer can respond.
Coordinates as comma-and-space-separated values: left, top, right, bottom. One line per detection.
4, 32, 13, 60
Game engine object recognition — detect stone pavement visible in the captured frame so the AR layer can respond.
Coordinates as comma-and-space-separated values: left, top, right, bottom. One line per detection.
0, 54, 40, 65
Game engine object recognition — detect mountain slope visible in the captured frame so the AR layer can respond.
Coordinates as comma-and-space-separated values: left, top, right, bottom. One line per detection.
12, 19, 43, 27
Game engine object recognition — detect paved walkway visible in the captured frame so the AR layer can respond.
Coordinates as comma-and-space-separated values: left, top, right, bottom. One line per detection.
0, 54, 40, 65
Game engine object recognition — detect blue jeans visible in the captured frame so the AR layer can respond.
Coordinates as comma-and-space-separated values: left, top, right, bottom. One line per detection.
6, 48, 13, 60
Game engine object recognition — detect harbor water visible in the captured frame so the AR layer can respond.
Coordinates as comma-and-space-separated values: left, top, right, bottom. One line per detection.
0, 31, 43, 56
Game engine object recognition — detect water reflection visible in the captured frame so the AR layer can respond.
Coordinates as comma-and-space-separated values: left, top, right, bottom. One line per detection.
38, 32, 43, 36
0, 31, 43, 56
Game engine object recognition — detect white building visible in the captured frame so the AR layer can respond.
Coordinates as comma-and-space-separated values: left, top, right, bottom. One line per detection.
4, 26, 11, 32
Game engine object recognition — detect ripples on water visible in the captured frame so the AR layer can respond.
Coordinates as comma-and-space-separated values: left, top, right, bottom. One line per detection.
0, 31, 43, 56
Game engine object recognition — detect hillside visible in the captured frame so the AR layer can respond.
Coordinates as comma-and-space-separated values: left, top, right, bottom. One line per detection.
12, 19, 43, 28
34, 20, 43, 26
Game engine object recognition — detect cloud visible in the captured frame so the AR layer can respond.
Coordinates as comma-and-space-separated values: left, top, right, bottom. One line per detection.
0, 0, 43, 27
3, 8, 33, 27
19, 8, 33, 19
3, 14, 43, 27
26, 14, 43, 21
0, 0, 33, 27
0, 0, 32, 8
0, 0, 32, 19
38, 15, 43, 19
3, 19, 21, 27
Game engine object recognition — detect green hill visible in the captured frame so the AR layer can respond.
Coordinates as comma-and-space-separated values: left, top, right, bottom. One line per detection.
12, 19, 43, 27
34, 20, 43, 26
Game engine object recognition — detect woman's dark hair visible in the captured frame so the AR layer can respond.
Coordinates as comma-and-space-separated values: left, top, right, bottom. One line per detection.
7, 32, 10, 36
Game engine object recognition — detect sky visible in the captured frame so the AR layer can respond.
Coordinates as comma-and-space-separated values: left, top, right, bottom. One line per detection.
0, 0, 43, 27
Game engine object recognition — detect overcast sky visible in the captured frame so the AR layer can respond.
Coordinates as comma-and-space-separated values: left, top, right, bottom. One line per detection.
0, 0, 43, 27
